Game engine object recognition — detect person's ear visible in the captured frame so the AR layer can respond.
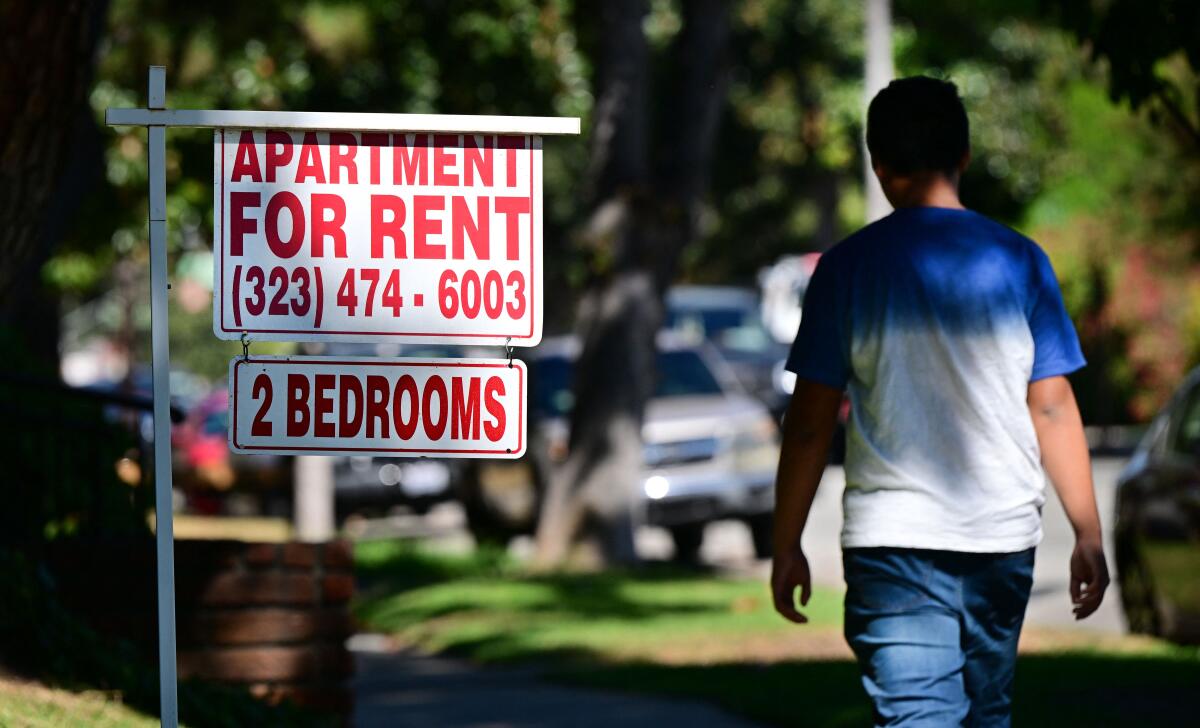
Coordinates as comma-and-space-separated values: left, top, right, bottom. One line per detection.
956, 150, 971, 175
872, 161, 889, 184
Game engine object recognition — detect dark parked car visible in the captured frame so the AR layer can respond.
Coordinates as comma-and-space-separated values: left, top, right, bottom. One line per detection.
1114, 370, 1200, 643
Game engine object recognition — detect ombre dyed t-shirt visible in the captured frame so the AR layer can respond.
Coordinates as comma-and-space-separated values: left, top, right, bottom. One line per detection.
786, 206, 1085, 552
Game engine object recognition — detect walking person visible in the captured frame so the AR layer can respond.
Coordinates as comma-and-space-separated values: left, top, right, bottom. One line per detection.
770, 76, 1109, 727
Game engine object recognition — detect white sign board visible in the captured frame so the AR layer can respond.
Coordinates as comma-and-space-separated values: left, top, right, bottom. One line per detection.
228, 355, 526, 458
212, 129, 542, 345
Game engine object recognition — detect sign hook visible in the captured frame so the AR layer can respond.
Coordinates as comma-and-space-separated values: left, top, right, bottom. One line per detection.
505, 337, 513, 368
241, 332, 251, 361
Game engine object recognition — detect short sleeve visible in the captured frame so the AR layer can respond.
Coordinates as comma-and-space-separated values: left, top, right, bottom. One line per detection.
785, 255, 849, 389
1027, 248, 1085, 381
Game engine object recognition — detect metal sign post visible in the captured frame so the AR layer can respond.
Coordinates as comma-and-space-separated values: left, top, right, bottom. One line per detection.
107, 66, 578, 727
145, 65, 180, 727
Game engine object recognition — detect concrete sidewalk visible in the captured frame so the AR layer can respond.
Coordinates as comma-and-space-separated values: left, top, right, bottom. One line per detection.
352, 637, 764, 728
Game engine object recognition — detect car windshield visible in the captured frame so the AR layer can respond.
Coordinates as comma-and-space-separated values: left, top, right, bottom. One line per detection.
656, 350, 723, 398
665, 306, 774, 354
533, 349, 723, 418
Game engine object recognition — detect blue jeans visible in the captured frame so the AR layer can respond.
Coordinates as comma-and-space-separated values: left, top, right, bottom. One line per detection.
843, 547, 1035, 727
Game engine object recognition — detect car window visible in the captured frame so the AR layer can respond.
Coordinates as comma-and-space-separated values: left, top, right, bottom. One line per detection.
532, 349, 724, 418
1138, 410, 1170, 457
532, 356, 575, 419
665, 307, 773, 354
1171, 385, 1200, 455
656, 350, 723, 398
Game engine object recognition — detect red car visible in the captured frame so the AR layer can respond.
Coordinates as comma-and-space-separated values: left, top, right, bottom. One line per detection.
172, 390, 290, 513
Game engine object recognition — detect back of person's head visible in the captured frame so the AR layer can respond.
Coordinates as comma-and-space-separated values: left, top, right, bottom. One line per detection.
867, 76, 969, 176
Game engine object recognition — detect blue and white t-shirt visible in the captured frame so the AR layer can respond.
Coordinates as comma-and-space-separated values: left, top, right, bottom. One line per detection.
786, 206, 1085, 553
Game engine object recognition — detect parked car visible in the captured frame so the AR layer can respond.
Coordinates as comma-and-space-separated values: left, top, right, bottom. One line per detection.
664, 286, 792, 419
172, 389, 291, 514
456, 336, 781, 561
333, 455, 460, 521
665, 285, 848, 462
1114, 370, 1200, 643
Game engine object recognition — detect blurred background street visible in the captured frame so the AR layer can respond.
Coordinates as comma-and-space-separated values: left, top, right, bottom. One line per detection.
5, 0, 1200, 726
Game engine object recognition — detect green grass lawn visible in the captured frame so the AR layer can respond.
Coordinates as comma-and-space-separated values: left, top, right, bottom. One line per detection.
355, 539, 1200, 727
0, 678, 159, 728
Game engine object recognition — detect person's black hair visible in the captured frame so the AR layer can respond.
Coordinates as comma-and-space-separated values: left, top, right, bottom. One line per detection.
866, 76, 969, 176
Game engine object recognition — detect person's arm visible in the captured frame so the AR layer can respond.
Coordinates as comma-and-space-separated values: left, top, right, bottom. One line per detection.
1028, 375, 1109, 620
771, 379, 844, 623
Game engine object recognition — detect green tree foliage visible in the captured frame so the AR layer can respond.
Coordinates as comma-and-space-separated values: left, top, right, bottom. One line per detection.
48, 0, 1200, 420
1052, 0, 1199, 149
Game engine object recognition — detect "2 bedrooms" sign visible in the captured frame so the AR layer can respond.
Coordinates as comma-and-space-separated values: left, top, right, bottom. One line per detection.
229, 356, 526, 458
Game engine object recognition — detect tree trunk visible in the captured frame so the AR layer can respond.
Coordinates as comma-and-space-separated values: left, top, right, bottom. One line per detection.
0, 0, 108, 363
534, 0, 730, 567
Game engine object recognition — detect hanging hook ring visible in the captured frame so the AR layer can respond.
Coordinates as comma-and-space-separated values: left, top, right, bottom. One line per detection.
241, 332, 250, 361
505, 337, 514, 368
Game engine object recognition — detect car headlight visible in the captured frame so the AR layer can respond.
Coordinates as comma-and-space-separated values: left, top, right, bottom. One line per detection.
644, 475, 670, 500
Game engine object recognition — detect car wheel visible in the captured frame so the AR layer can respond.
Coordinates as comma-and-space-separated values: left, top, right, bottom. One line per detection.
746, 513, 773, 560
1117, 538, 1161, 637
669, 523, 705, 563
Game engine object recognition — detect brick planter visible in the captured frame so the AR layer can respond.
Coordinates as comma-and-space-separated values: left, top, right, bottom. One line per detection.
47, 538, 355, 717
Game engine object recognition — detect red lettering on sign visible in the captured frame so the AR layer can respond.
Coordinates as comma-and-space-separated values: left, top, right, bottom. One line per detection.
314, 374, 335, 437
231, 131, 262, 182
370, 195, 407, 259
433, 134, 459, 186
339, 376, 363, 437
362, 133, 388, 185
496, 196, 530, 260
451, 377, 481, 440
484, 376, 506, 441
422, 375, 448, 440
328, 133, 358, 184
451, 196, 489, 260
265, 192, 306, 259
498, 136, 525, 187
229, 192, 260, 256
233, 363, 520, 455
265, 131, 293, 183
295, 132, 326, 183
366, 375, 390, 438
311, 193, 348, 258
393, 375, 419, 440
251, 373, 273, 436
413, 195, 445, 259
287, 374, 310, 437
393, 133, 429, 185
464, 136, 493, 186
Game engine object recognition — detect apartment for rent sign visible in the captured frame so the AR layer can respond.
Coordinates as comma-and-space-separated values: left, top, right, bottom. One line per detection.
213, 129, 542, 345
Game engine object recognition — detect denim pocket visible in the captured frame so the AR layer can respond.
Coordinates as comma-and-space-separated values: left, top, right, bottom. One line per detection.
981, 549, 1035, 627
844, 549, 935, 613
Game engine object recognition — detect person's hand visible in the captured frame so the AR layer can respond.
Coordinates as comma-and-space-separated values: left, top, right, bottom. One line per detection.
1069, 535, 1109, 620
771, 545, 812, 624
